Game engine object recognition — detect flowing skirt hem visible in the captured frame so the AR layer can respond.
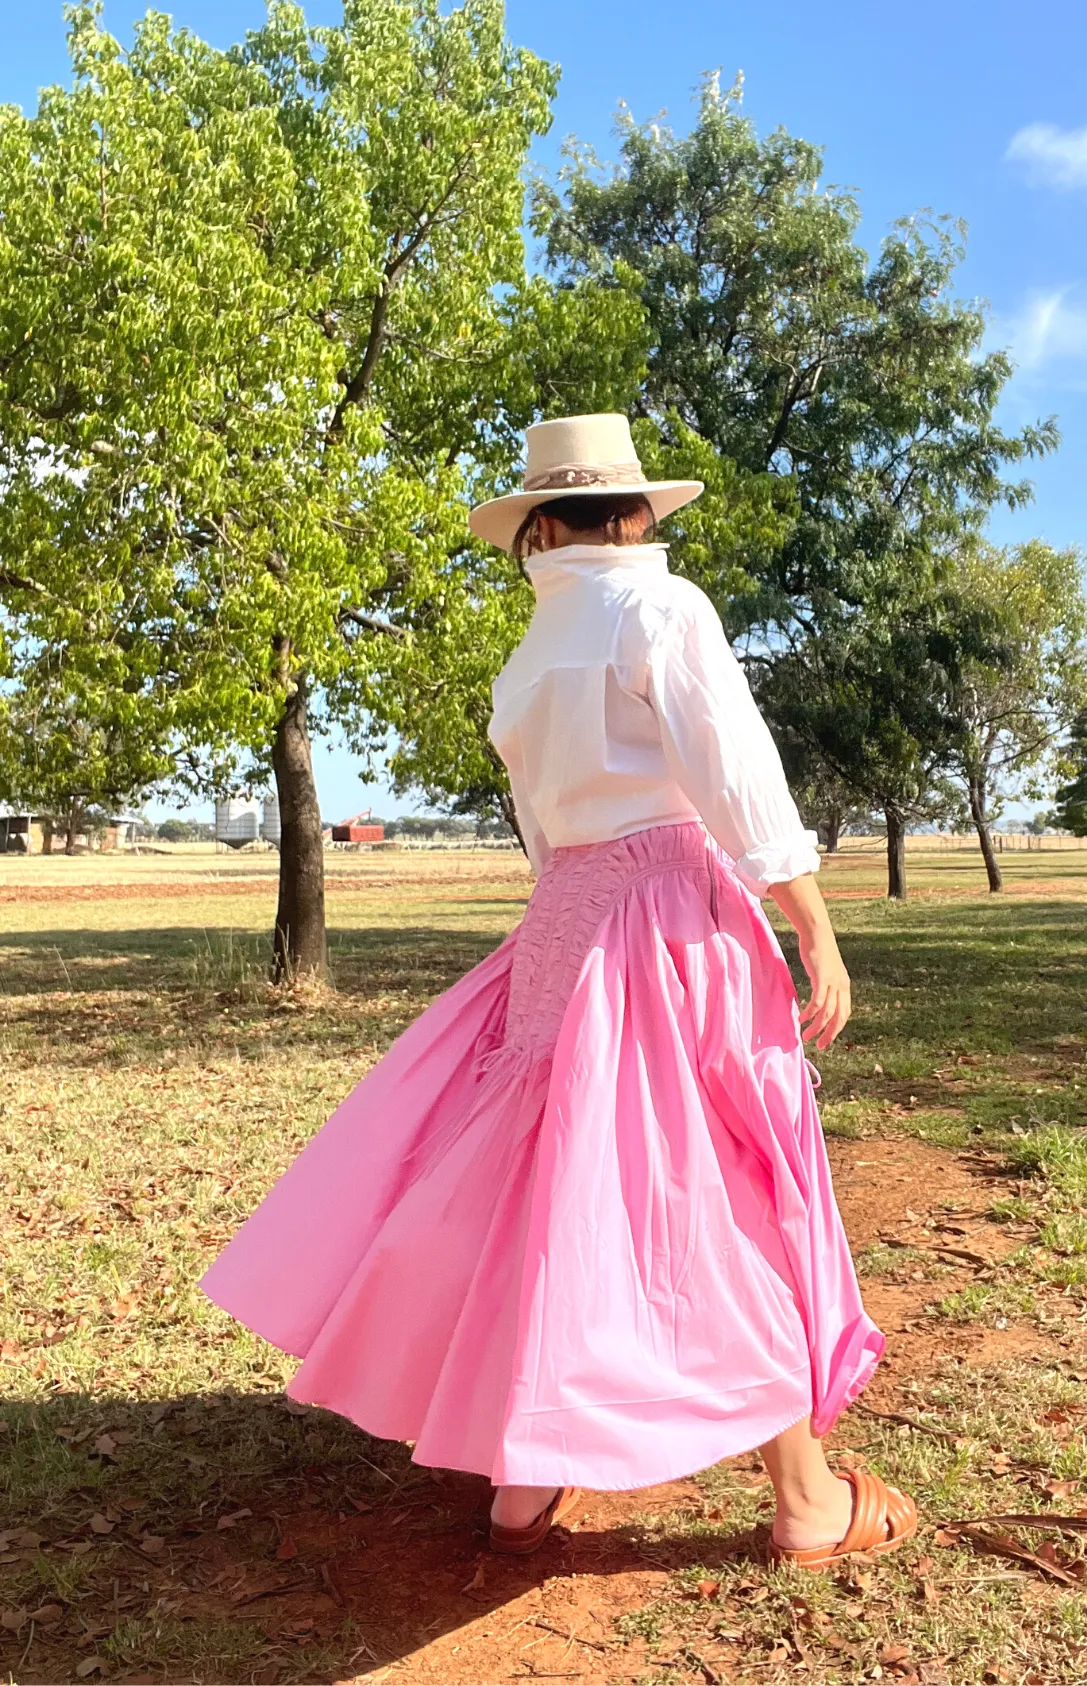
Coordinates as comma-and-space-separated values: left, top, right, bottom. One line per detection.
282, 1370, 827, 1491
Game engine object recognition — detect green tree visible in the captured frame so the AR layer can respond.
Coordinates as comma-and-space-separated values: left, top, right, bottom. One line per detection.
760, 583, 971, 897
942, 542, 1087, 890
786, 761, 875, 854
1054, 715, 1087, 837
0, 668, 166, 855
538, 74, 1058, 896
156, 818, 197, 843
0, 0, 565, 978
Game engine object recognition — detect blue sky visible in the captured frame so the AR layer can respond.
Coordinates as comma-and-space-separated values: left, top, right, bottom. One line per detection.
4, 0, 1085, 821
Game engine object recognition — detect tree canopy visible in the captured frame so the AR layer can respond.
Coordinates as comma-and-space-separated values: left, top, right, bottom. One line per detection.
537, 74, 1061, 895
0, 0, 615, 973
942, 541, 1087, 889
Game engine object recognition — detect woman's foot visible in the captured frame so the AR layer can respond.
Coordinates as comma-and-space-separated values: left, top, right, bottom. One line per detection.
770, 1474, 855, 1551
490, 1484, 561, 1530
490, 1486, 583, 1556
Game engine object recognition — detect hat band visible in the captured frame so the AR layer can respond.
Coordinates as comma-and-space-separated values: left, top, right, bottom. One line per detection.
523, 460, 646, 493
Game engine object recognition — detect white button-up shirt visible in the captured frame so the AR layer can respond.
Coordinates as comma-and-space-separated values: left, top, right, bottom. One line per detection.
488, 543, 820, 895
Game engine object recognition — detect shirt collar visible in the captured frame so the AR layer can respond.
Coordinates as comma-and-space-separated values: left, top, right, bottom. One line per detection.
524, 542, 671, 594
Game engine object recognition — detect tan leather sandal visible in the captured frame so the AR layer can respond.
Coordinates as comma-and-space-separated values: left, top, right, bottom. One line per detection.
769, 1469, 917, 1570
489, 1486, 582, 1556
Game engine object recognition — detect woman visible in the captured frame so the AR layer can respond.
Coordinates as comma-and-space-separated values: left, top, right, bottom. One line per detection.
201, 414, 916, 1568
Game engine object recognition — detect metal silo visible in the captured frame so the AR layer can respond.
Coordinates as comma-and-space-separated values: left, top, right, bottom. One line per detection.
260, 794, 282, 847
214, 798, 261, 849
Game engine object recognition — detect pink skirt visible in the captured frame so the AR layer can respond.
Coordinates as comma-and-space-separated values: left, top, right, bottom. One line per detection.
201, 822, 882, 1489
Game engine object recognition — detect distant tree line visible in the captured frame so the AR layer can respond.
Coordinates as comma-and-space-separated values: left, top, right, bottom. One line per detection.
1, 7, 1084, 978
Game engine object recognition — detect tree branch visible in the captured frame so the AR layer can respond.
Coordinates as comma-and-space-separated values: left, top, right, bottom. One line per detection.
338, 607, 408, 641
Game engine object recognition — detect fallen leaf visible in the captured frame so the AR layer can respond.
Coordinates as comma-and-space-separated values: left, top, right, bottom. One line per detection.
216, 1508, 253, 1531
140, 1535, 165, 1555
881, 1644, 912, 1665
275, 1537, 298, 1561
92, 1434, 117, 1459
696, 1579, 721, 1598
1, 1608, 28, 1632
461, 1563, 486, 1593
89, 1513, 114, 1535
29, 1603, 64, 1624
75, 1657, 105, 1678
14, 1528, 45, 1549
934, 1527, 961, 1547
1044, 1479, 1078, 1501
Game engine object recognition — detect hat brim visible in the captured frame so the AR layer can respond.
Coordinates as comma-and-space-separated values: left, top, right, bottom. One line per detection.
468, 480, 704, 551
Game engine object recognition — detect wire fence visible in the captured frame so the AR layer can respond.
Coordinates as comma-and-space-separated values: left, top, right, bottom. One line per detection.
836, 832, 1083, 854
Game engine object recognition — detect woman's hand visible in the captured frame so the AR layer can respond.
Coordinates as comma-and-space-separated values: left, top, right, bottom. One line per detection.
796, 927, 852, 1050
767, 872, 852, 1051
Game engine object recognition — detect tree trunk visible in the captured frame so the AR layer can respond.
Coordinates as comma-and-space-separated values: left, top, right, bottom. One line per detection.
885, 806, 907, 900
482, 735, 527, 858
42, 819, 54, 856
64, 802, 83, 856
823, 807, 842, 855
968, 775, 1003, 892
271, 678, 328, 982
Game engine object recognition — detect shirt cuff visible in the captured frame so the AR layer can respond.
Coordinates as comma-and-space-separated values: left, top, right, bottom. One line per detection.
734, 831, 821, 897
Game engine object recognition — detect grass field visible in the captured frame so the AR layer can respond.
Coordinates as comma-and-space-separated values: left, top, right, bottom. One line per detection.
2, 841, 1087, 1685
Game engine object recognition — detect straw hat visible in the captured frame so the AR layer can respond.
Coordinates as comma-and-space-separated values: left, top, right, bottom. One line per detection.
468, 413, 703, 550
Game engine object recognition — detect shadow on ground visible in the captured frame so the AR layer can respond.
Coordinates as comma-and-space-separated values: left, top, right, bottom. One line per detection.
0, 1389, 746, 1684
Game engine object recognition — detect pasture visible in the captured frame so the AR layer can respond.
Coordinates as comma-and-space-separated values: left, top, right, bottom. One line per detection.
2, 842, 1087, 1685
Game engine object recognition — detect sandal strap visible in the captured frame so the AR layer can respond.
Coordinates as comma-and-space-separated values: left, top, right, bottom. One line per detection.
836, 1469, 908, 1554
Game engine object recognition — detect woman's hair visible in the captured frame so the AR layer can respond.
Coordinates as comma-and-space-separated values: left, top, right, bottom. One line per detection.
511, 493, 656, 561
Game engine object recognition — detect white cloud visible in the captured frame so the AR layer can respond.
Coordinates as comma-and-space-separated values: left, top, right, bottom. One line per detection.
998, 289, 1087, 372
1006, 122, 1087, 189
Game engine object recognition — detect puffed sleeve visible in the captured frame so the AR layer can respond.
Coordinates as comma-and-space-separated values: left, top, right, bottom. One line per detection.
645, 586, 820, 897
502, 732, 552, 879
